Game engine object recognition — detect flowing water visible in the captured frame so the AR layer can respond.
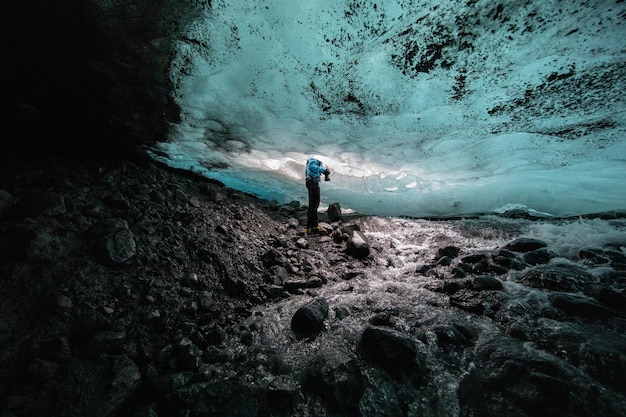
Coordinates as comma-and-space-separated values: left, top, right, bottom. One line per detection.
241, 215, 626, 416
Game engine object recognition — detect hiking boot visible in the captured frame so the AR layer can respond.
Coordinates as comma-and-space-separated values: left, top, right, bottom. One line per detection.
307, 226, 326, 235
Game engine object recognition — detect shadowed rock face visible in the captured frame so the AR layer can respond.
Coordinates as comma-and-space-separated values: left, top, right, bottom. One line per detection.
2, 0, 190, 156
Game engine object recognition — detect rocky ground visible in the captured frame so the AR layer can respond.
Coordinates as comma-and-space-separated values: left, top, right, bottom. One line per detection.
1, 153, 625, 417
0, 153, 374, 417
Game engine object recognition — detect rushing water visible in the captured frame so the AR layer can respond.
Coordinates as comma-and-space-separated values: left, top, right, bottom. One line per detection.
241, 215, 626, 416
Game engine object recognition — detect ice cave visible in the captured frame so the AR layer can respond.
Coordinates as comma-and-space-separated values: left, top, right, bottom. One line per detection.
3, 2, 626, 417
145, 0, 626, 218
4, 0, 625, 219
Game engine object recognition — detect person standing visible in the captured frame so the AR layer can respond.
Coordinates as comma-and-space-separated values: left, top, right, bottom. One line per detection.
305, 157, 331, 234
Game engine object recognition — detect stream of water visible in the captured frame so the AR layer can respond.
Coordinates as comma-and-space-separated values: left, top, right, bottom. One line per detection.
243, 215, 626, 416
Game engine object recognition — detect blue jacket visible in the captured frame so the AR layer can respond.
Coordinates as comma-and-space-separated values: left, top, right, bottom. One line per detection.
306, 158, 328, 182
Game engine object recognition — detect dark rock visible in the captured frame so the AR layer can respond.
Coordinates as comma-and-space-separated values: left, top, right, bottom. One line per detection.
267, 375, 300, 415
471, 275, 504, 291
26, 230, 72, 262
577, 335, 626, 391
0, 189, 15, 218
284, 279, 310, 293
291, 297, 329, 339
18, 191, 67, 218
450, 290, 485, 314
451, 267, 467, 278
340, 223, 361, 235
346, 230, 370, 259
493, 251, 528, 270
443, 280, 467, 294
578, 248, 611, 264
523, 248, 554, 265
358, 326, 420, 376
63, 355, 141, 417
327, 202, 342, 222
303, 351, 364, 414
584, 284, 626, 310
549, 293, 617, 319
461, 253, 489, 264
426, 323, 475, 348
436, 245, 461, 260
181, 272, 199, 287
155, 371, 195, 396
334, 305, 350, 320
503, 237, 548, 252
459, 335, 620, 417
91, 219, 136, 264
518, 264, 595, 292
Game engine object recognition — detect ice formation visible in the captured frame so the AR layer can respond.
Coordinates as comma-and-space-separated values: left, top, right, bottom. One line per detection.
148, 0, 626, 217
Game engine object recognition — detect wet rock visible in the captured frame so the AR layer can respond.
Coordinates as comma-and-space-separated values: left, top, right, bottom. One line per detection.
267, 375, 300, 415
577, 335, 626, 391
290, 297, 329, 339
436, 245, 461, 260
327, 202, 342, 222
523, 248, 554, 265
424, 322, 477, 349
303, 350, 364, 414
283, 277, 322, 293
548, 293, 616, 319
451, 267, 467, 278
334, 305, 350, 320
449, 290, 485, 314
459, 335, 618, 417
578, 248, 611, 264
461, 252, 490, 264
177, 341, 204, 370
346, 230, 370, 259
502, 237, 548, 252
493, 250, 528, 270
471, 275, 504, 291
442, 280, 468, 294
518, 264, 596, 292
584, 284, 626, 311
358, 326, 421, 377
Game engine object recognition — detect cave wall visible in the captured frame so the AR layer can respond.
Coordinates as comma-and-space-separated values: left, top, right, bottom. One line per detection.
1, 0, 205, 158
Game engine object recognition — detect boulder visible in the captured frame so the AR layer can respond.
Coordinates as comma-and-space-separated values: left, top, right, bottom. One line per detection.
358, 326, 420, 376
327, 202, 342, 222
346, 230, 370, 259
291, 297, 329, 339
303, 350, 364, 414
502, 237, 547, 253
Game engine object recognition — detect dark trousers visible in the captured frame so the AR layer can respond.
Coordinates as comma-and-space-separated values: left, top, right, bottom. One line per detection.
306, 178, 320, 229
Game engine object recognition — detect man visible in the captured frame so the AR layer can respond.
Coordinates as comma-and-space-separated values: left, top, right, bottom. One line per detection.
305, 157, 331, 234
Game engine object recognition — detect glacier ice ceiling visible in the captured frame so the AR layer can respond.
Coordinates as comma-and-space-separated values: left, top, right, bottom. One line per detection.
148, 0, 626, 217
